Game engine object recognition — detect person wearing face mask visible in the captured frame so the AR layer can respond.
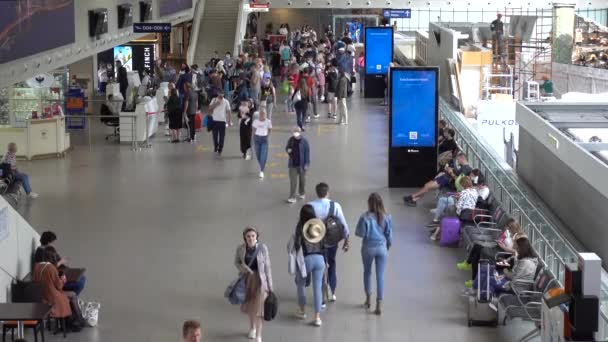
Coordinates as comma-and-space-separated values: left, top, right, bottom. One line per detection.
259, 74, 276, 120
285, 127, 310, 203
235, 227, 273, 342
239, 99, 254, 160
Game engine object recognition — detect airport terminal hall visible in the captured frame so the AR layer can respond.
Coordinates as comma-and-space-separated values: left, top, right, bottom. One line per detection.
3, 0, 608, 341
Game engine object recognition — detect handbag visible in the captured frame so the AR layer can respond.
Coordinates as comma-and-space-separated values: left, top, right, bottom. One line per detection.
263, 292, 278, 321
225, 246, 259, 305
292, 90, 302, 103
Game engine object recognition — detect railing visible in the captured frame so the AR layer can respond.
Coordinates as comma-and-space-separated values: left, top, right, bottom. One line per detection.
65, 113, 141, 151
186, 0, 205, 65
438, 98, 608, 338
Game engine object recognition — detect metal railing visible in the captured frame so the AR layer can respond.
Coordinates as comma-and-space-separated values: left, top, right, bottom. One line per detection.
438, 98, 608, 337
65, 114, 142, 151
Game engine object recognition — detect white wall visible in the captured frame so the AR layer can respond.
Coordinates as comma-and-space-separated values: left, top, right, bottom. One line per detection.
0, 196, 40, 303
0, 0, 197, 89
426, 23, 460, 99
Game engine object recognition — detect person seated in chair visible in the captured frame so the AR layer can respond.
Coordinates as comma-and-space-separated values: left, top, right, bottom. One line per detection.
438, 128, 457, 155
490, 237, 538, 295
403, 152, 472, 207
1, 142, 38, 199
34, 231, 87, 296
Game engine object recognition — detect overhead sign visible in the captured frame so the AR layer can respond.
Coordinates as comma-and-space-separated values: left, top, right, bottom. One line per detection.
133, 23, 172, 33
247, 3, 269, 12
383, 9, 412, 18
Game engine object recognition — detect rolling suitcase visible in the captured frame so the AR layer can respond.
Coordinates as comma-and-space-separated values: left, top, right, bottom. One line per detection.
439, 216, 461, 246
467, 260, 498, 327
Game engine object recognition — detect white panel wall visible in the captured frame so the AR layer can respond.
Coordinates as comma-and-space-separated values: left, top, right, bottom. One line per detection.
0, 0, 197, 89
426, 22, 460, 98
0, 196, 41, 303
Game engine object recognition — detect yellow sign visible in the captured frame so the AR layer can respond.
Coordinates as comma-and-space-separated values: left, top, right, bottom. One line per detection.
270, 173, 288, 179
275, 152, 288, 158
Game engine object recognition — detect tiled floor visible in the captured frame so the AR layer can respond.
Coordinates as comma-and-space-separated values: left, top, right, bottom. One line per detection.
14, 93, 538, 341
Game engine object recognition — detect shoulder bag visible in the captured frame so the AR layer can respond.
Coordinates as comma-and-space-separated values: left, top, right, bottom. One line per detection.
225, 246, 259, 305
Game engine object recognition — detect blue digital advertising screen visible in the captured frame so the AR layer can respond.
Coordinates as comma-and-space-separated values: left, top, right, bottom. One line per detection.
365, 27, 393, 75
390, 68, 438, 148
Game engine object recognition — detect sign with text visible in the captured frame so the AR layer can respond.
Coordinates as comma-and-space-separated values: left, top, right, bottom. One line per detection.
365, 27, 393, 75
133, 23, 171, 33
383, 9, 411, 18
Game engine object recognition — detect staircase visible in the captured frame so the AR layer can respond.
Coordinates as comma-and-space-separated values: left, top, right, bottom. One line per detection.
192, 0, 241, 65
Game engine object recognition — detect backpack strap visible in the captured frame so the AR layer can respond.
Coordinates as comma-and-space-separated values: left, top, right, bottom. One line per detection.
329, 201, 335, 218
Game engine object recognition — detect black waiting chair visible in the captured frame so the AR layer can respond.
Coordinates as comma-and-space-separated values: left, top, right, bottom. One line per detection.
2, 281, 46, 342
100, 103, 120, 141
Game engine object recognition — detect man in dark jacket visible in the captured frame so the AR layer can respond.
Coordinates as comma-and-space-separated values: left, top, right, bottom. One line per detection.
116, 60, 128, 111
286, 127, 310, 204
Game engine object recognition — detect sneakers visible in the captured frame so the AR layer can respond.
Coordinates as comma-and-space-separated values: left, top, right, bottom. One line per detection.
256, 337, 262, 342
298, 194, 306, 200
287, 198, 297, 204
313, 318, 322, 327
464, 280, 473, 288
327, 113, 332, 118
259, 171, 264, 179
430, 208, 438, 214
247, 329, 256, 339
295, 309, 307, 320
329, 294, 337, 302
245, 153, 252, 160
313, 114, 320, 119
403, 195, 417, 207
28, 192, 39, 199
457, 261, 472, 271
321, 302, 327, 310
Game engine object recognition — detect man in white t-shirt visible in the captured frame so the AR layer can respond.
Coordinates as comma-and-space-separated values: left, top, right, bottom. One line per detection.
209, 92, 232, 155
252, 108, 272, 178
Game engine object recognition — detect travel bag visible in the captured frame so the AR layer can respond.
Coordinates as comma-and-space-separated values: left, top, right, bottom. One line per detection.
439, 216, 461, 246
467, 259, 498, 327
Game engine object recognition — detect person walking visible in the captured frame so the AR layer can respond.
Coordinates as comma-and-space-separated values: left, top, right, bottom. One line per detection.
325, 62, 339, 119
355, 193, 393, 315
336, 70, 349, 125
285, 127, 310, 203
294, 205, 326, 327
252, 108, 272, 179
166, 88, 182, 143
259, 74, 276, 120
1, 143, 38, 198
308, 182, 349, 302
234, 227, 273, 342
182, 320, 202, 342
209, 91, 232, 155
356, 51, 365, 94
183, 82, 199, 143
250, 65, 261, 106
116, 60, 128, 111
293, 79, 309, 131
238, 99, 254, 160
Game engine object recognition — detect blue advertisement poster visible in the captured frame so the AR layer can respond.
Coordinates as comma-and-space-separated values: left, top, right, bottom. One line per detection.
365, 27, 393, 75
391, 69, 437, 148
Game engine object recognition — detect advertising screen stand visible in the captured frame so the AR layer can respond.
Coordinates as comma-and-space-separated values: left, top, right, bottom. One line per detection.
364, 27, 393, 99
388, 67, 439, 188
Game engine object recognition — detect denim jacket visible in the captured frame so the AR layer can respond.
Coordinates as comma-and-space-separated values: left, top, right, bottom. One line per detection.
355, 212, 393, 249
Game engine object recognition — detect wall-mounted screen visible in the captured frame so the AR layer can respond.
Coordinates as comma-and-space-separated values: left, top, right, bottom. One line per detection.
159, 0, 192, 17
364, 27, 393, 75
0, 0, 75, 64
390, 68, 438, 148
114, 46, 133, 73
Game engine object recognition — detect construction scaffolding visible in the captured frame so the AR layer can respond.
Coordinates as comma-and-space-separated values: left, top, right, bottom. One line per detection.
496, 8, 554, 100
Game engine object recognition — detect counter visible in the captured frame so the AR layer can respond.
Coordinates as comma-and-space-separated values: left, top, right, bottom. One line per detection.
0, 116, 70, 160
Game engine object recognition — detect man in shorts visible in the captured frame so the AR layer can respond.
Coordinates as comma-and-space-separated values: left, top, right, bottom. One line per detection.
403, 152, 472, 207
325, 61, 339, 119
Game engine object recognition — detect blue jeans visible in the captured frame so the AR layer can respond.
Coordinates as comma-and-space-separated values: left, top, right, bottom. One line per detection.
14, 172, 32, 194
434, 196, 456, 221
254, 135, 269, 171
295, 103, 307, 130
362, 244, 388, 300
324, 245, 338, 293
296, 254, 325, 313
63, 275, 87, 296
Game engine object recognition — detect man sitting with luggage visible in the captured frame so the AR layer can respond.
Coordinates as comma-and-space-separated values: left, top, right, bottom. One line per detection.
403, 152, 472, 207
1, 142, 38, 198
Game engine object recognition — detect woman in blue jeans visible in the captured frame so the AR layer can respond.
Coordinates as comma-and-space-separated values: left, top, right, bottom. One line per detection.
355, 193, 393, 315
252, 108, 272, 179
294, 204, 326, 327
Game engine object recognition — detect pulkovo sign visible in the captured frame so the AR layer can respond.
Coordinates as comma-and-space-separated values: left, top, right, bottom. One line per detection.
133, 23, 172, 33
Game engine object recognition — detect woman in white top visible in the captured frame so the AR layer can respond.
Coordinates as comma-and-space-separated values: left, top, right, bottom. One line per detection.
252, 108, 272, 179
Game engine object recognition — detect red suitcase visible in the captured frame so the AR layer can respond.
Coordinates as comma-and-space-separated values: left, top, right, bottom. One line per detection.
195, 112, 202, 131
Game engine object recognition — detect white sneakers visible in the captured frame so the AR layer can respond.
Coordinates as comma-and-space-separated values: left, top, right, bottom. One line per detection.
330, 294, 337, 302
259, 171, 264, 179
245, 153, 252, 160
298, 194, 306, 200
28, 192, 39, 199
287, 198, 297, 204
313, 318, 322, 327
430, 208, 437, 214
248, 329, 256, 339
295, 309, 307, 320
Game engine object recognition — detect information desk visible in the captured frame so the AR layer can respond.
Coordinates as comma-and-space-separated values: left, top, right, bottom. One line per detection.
119, 99, 159, 143
0, 116, 70, 160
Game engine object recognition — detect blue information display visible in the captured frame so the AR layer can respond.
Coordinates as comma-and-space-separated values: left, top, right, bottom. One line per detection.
365, 27, 393, 75
391, 69, 437, 148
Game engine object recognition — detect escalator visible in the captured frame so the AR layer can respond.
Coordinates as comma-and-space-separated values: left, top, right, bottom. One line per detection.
192, 0, 241, 64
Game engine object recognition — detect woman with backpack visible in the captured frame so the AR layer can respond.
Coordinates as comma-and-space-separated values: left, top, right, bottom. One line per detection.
234, 227, 273, 342
293, 78, 309, 131
355, 193, 393, 315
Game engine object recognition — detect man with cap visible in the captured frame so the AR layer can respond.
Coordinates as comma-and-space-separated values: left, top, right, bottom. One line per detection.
491, 14, 504, 56
209, 90, 232, 155
286, 127, 310, 204
308, 182, 350, 303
